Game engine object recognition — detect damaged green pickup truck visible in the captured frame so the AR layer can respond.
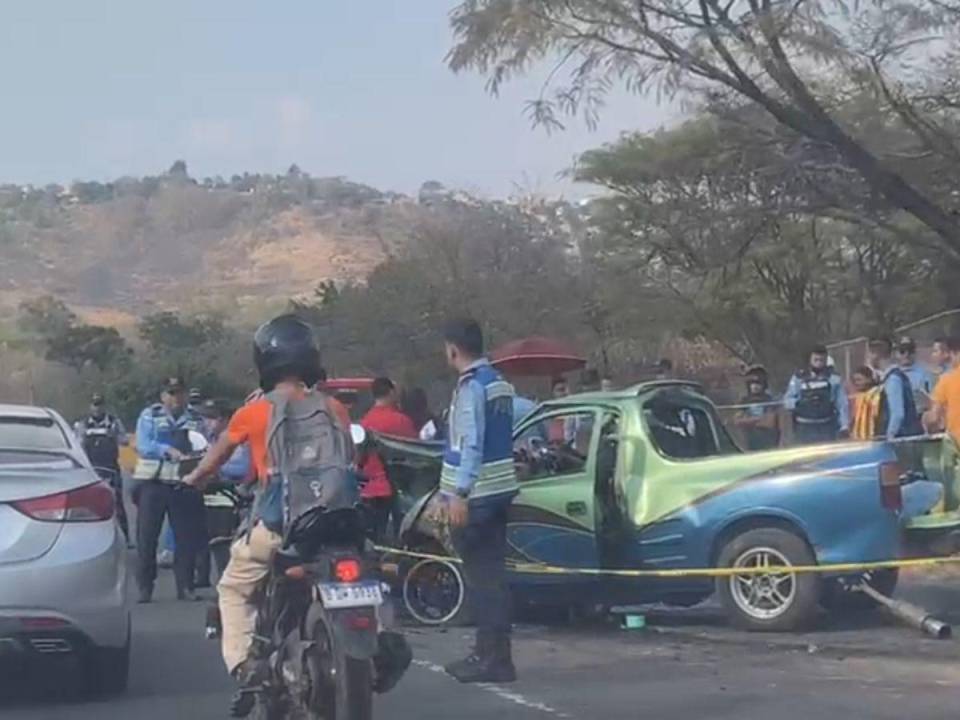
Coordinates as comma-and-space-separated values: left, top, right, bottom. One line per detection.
377, 381, 954, 632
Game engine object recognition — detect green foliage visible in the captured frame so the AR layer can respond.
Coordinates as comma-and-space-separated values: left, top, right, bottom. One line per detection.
44, 325, 130, 372
138, 311, 227, 352
9, 299, 252, 424
70, 180, 114, 204
17, 296, 77, 338
573, 102, 948, 376
448, 0, 960, 253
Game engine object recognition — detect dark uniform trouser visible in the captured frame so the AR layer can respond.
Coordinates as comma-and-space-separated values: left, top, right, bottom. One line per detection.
452, 498, 512, 641
794, 421, 839, 445
136, 482, 207, 593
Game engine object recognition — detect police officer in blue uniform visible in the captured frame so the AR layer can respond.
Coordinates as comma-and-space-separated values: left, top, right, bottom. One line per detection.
784, 345, 850, 444
133, 377, 208, 603
439, 319, 520, 684
75, 393, 130, 543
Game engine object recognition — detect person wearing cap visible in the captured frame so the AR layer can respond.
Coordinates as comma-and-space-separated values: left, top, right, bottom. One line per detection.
784, 345, 850, 444
865, 338, 923, 439
75, 393, 130, 544
733, 366, 781, 450
895, 336, 936, 414
188, 387, 204, 411
132, 377, 207, 603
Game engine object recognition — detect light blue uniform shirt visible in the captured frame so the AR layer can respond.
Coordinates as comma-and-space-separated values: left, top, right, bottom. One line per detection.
450, 359, 489, 494
900, 363, 935, 397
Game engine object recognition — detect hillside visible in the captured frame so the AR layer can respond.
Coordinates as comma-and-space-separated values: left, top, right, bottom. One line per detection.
0, 167, 436, 316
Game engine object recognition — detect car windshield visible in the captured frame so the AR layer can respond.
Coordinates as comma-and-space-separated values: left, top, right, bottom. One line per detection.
0, 415, 69, 451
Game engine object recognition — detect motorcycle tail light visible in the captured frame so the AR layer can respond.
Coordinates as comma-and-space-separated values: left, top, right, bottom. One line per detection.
333, 558, 361, 583
879, 461, 903, 511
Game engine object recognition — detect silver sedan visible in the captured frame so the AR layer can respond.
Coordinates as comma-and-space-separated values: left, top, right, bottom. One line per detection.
0, 404, 129, 695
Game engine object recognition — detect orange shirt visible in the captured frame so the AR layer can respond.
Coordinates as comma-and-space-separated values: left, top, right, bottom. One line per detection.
227, 394, 351, 483
932, 368, 960, 442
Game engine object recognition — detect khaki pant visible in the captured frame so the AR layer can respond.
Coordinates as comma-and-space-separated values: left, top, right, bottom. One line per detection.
218, 522, 282, 674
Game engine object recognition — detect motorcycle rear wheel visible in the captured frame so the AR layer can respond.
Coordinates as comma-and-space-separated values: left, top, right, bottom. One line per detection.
308, 622, 373, 720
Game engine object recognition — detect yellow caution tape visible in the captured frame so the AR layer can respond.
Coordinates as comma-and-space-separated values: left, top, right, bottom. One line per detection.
373, 544, 960, 579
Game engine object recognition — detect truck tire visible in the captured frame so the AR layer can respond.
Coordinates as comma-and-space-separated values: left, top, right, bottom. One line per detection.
716, 527, 820, 632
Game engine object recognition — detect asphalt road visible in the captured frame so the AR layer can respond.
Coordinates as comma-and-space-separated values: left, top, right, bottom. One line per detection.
1, 567, 958, 720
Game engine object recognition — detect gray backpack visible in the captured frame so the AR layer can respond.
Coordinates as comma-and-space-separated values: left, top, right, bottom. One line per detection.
265, 390, 358, 532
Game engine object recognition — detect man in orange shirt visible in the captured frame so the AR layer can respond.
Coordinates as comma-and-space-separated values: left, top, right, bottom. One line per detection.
924, 336, 960, 439
184, 315, 350, 716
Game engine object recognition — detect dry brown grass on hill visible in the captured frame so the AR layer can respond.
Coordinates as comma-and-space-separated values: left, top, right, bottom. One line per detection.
2, 183, 409, 315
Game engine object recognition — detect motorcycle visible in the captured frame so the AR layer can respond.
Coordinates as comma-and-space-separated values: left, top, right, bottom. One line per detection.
241, 423, 411, 720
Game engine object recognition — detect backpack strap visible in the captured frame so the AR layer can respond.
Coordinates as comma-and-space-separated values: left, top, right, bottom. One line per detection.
264, 390, 290, 484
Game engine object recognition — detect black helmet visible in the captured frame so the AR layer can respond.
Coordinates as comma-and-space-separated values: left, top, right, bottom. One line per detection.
253, 315, 322, 392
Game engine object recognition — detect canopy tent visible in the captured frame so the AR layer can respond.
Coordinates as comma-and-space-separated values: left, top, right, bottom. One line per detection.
490, 336, 586, 377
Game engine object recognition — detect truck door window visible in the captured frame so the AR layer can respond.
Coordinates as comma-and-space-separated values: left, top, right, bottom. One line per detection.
644, 393, 735, 459
514, 412, 595, 482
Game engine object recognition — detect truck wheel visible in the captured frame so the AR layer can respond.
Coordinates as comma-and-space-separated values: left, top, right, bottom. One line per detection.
821, 569, 899, 613
716, 528, 820, 632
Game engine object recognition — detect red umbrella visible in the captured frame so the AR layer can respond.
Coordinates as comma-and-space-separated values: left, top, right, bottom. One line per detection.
490, 336, 586, 377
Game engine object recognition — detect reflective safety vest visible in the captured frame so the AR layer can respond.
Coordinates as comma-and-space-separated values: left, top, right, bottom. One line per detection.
133, 404, 205, 481
440, 362, 519, 501
79, 415, 121, 469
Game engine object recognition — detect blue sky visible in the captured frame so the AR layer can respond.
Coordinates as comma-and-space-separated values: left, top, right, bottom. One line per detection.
0, 0, 675, 197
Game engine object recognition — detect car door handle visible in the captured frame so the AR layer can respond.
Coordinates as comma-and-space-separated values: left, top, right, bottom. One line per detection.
566, 501, 587, 517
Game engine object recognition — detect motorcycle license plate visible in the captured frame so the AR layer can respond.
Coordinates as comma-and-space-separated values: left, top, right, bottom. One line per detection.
317, 582, 383, 609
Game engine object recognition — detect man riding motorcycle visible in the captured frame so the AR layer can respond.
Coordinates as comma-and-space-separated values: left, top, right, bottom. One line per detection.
184, 315, 409, 717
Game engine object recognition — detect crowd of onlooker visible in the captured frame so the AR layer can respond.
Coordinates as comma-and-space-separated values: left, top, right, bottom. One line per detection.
731, 336, 959, 450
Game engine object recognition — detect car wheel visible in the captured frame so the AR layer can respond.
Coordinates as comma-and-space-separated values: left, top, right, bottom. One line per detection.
86, 619, 131, 696
821, 569, 899, 613
716, 528, 820, 632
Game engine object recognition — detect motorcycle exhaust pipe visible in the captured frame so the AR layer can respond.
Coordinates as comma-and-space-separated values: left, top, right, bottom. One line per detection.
856, 582, 952, 639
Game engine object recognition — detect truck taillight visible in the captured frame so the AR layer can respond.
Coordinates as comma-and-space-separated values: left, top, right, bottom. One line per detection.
13, 482, 115, 522
879, 462, 903, 511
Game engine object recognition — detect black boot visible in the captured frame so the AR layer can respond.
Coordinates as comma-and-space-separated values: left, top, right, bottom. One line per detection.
443, 630, 491, 679
445, 632, 516, 684
137, 584, 153, 604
